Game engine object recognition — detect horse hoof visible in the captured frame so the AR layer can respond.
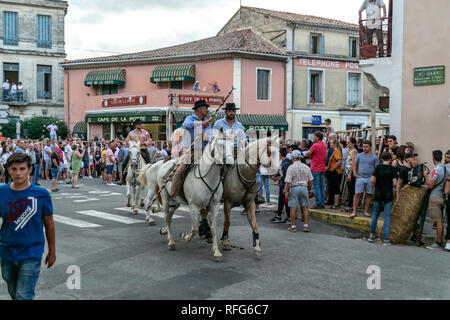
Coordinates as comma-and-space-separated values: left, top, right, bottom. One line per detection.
152, 207, 161, 213
206, 237, 213, 244
148, 220, 156, 226
222, 244, 232, 251
179, 232, 186, 239
132, 210, 138, 215
168, 244, 176, 251
214, 256, 223, 263
140, 202, 145, 208
126, 203, 131, 208
254, 250, 262, 260
160, 227, 167, 235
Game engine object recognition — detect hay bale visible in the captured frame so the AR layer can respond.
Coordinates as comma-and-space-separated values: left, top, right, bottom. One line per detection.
389, 185, 428, 244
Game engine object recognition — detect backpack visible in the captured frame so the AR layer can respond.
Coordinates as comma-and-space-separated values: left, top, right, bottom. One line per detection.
408, 164, 426, 187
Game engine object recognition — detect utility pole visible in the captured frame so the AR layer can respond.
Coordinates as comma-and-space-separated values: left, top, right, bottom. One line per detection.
371, 106, 377, 154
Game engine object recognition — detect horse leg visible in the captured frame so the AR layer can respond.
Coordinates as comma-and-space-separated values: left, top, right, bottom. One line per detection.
221, 201, 232, 251
210, 203, 223, 262
180, 204, 199, 242
126, 181, 131, 207
164, 203, 177, 251
246, 200, 262, 260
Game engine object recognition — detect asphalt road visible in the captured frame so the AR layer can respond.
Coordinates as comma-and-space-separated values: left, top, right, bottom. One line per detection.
0, 177, 449, 300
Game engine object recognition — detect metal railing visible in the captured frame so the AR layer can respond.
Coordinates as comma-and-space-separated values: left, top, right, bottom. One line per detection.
1, 89, 27, 104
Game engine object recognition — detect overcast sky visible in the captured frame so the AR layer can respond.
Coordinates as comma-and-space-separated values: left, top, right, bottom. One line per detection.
65, 0, 369, 60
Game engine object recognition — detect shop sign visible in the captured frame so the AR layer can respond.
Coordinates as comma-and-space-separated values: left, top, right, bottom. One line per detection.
245, 125, 288, 131
295, 58, 361, 71
86, 114, 162, 124
179, 95, 224, 105
414, 66, 445, 86
102, 96, 147, 107
312, 115, 322, 125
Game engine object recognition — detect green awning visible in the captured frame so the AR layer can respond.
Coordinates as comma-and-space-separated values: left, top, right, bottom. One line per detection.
173, 111, 289, 131
86, 111, 165, 124
84, 69, 126, 86
150, 65, 195, 83
72, 121, 87, 137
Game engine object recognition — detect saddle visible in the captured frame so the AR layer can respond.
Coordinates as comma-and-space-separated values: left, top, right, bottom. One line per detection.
166, 162, 195, 201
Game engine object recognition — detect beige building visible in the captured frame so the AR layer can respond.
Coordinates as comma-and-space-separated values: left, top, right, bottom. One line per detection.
219, 6, 389, 140
361, 0, 450, 165
0, 0, 67, 123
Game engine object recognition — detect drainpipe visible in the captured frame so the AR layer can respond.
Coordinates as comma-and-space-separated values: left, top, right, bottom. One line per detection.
290, 24, 296, 140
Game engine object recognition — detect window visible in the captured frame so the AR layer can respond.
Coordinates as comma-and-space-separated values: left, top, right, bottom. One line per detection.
101, 84, 118, 95
37, 65, 52, 99
347, 73, 362, 106
349, 37, 358, 58
3, 12, 18, 46
308, 70, 324, 104
257, 69, 271, 101
170, 81, 182, 90
310, 33, 324, 54
3, 63, 19, 85
37, 15, 52, 48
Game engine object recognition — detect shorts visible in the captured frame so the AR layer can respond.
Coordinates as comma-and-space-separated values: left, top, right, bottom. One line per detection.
82, 160, 89, 169
428, 197, 445, 223
45, 159, 52, 170
288, 185, 310, 208
50, 132, 57, 140
106, 165, 114, 175
63, 162, 70, 169
118, 162, 124, 173
50, 168, 59, 179
355, 177, 373, 195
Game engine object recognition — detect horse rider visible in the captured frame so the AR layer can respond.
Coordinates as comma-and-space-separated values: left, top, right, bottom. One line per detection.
169, 99, 212, 197
213, 103, 247, 160
121, 118, 152, 183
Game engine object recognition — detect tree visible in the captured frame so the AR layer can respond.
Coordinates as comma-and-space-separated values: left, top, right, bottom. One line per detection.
0, 117, 68, 139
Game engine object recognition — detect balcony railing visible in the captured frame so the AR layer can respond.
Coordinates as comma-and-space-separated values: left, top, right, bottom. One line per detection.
1, 89, 28, 104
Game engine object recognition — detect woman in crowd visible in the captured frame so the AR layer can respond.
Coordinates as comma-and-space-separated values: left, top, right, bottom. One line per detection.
342, 137, 358, 213
326, 140, 343, 209
94, 148, 102, 178
71, 144, 84, 189
1, 145, 12, 183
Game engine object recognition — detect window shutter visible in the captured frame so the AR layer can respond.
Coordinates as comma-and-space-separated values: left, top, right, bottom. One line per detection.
348, 74, 360, 105
37, 15, 52, 48
4, 12, 18, 45
349, 38, 353, 57
310, 34, 314, 54
319, 35, 325, 55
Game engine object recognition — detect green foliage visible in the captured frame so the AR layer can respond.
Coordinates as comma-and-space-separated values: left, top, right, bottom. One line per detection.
0, 117, 68, 139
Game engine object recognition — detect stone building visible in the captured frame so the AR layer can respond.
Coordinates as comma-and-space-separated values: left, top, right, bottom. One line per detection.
219, 6, 390, 140
0, 0, 67, 123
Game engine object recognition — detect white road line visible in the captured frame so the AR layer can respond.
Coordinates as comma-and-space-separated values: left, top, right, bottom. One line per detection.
64, 196, 87, 199
73, 198, 100, 203
76, 210, 144, 224
100, 193, 123, 197
53, 215, 101, 228
88, 191, 112, 194
114, 208, 183, 219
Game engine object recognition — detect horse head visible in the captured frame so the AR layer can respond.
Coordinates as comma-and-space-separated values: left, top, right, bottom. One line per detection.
129, 141, 141, 170
206, 127, 235, 166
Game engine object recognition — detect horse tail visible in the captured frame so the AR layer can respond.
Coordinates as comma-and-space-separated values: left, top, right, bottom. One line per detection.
137, 164, 152, 187
154, 183, 163, 205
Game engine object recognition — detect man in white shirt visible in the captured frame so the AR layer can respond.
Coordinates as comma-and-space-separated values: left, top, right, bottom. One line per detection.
63, 141, 73, 184
43, 139, 53, 181
2, 79, 10, 101
359, 0, 387, 57
47, 122, 58, 141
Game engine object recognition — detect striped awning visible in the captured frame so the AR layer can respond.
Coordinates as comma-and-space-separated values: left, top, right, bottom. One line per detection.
173, 111, 289, 131
150, 65, 195, 83
84, 69, 126, 86
72, 121, 87, 137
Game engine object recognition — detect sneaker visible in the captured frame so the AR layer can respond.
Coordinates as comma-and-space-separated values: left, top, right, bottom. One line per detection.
445, 243, 450, 251
269, 215, 282, 223
383, 240, 391, 246
107, 183, 117, 186
426, 243, 443, 250
288, 226, 297, 232
283, 218, 291, 224
368, 235, 375, 243
66, 181, 71, 185
51, 188, 59, 193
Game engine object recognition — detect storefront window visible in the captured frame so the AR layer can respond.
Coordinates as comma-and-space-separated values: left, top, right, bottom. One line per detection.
302, 126, 325, 140
101, 84, 118, 95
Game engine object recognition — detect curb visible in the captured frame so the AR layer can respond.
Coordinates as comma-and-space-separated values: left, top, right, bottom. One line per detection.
306, 208, 436, 243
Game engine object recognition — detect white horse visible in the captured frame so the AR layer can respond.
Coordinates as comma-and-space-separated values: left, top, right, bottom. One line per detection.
156, 128, 234, 262
137, 160, 164, 225
126, 141, 145, 215
221, 137, 279, 259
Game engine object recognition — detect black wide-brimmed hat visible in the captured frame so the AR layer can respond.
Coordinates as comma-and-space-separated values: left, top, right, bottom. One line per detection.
224, 103, 239, 111
192, 99, 210, 110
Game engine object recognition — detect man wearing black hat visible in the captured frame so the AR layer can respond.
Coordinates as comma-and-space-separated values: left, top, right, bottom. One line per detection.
121, 118, 152, 183
213, 103, 247, 152
170, 100, 212, 197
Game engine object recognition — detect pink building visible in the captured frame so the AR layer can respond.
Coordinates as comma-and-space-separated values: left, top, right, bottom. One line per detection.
61, 29, 288, 140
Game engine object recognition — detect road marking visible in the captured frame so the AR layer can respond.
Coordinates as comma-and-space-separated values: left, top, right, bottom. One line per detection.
53, 215, 101, 228
73, 198, 100, 203
64, 196, 87, 199
76, 210, 143, 224
88, 191, 112, 194
114, 207, 183, 219
100, 193, 123, 197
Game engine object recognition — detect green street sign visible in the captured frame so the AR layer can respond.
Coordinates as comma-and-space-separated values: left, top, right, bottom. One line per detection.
414, 66, 445, 86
